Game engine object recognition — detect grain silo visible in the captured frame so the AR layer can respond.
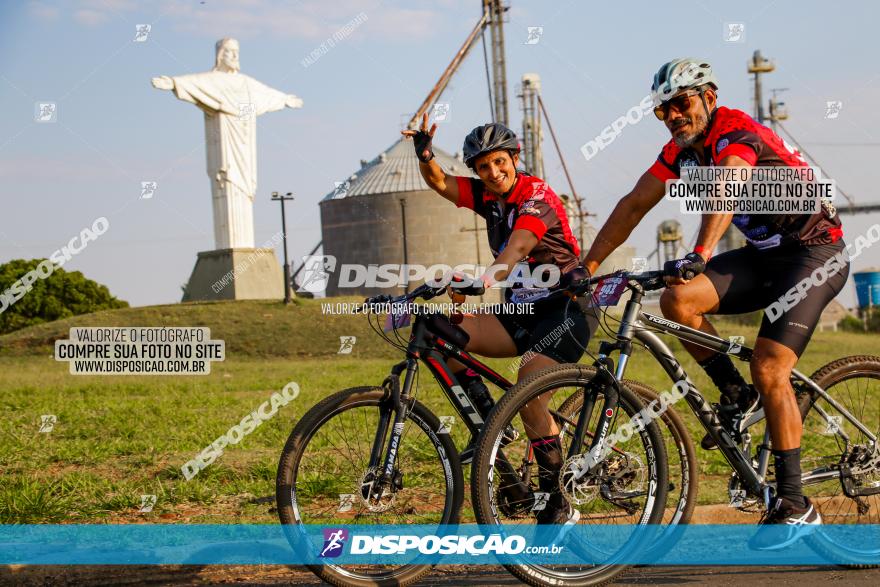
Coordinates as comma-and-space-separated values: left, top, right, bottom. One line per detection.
320, 138, 499, 299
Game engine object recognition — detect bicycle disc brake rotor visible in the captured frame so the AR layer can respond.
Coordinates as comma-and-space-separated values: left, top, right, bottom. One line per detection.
560, 455, 601, 504
359, 466, 399, 512
560, 452, 646, 505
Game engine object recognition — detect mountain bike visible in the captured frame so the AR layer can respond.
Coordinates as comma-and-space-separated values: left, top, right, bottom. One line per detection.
472, 269, 880, 586
276, 280, 667, 586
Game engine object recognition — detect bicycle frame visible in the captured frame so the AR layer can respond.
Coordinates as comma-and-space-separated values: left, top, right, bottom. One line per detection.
367, 311, 521, 492
591, 280, 878, 499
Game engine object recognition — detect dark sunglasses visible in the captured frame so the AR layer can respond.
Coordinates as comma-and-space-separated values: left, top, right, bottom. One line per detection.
654, 90, 701, 121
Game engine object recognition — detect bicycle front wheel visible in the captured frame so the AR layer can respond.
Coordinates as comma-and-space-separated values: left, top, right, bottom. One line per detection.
558, 372, 697, 528
471, 364, 669, 587
276, 386, 464, 587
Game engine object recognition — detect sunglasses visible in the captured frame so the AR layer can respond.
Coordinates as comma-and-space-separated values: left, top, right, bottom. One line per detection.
654, 90, 701, 120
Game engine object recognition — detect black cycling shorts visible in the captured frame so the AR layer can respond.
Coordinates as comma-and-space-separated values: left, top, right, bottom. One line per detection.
703, 240, 849, 357
489, 298, 599, 364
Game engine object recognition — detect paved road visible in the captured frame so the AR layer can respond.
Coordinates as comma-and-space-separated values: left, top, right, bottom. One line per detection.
4, 565, 879, 586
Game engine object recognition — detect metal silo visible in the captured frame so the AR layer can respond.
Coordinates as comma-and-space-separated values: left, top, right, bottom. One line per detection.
320, 138, 498, 300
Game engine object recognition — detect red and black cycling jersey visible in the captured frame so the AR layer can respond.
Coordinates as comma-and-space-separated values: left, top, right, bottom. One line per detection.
455, 172, 581, 301
647, 106, 842, 249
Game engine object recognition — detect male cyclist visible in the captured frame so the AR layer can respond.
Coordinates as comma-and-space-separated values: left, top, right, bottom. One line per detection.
583, 59, 846, 548
402, 113, 598, 525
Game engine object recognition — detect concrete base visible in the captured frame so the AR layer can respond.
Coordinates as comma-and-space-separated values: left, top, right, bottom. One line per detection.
182, 248, 286, 302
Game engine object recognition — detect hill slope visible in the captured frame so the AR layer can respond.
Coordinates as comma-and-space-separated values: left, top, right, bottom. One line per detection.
0, 298, 398, 359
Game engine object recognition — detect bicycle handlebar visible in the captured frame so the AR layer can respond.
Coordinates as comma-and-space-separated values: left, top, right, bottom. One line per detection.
360, 268, 672, 313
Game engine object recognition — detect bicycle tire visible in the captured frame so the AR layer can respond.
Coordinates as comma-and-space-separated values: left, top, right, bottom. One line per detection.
276, 386, 464, 587
797, 355, 880, 568
471, 364, 669, 587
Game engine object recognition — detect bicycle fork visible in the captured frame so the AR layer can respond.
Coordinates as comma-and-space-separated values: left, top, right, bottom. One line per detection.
364, 360, 416, 502
568, 357, 623, 482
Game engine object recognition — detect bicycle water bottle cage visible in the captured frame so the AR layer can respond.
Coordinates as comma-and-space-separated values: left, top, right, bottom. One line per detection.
424, 313, 471, 349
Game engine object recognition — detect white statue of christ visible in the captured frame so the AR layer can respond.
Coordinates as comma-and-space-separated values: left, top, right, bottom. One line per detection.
152, 38, 303, 249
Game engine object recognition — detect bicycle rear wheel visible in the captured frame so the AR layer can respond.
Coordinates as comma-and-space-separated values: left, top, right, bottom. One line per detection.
471, 364, 669, 587
276, 386, 464, 587
796, 355, 880, 566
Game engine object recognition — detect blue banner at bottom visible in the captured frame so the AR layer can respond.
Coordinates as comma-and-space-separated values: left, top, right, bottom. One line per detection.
1, 524, 878, 566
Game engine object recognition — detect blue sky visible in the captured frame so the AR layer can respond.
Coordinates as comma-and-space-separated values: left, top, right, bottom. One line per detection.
1, 0, 878, 308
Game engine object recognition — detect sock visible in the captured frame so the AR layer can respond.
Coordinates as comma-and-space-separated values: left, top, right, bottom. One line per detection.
454, 368, 494, 417
773, 447, 806, 508
699, 353, 748, 405
532, 436, 563, 494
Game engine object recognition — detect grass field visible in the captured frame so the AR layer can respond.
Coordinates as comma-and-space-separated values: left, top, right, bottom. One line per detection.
1, 297, 878, 524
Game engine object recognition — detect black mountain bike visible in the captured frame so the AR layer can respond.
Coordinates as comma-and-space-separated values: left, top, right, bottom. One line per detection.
275, 281, 669, 587
473, 270, 880, 586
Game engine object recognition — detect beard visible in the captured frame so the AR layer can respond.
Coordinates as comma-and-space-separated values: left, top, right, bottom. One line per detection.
671, 113, 708, 148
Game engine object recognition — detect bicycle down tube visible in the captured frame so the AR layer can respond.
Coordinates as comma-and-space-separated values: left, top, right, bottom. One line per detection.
603, 290, 767, 495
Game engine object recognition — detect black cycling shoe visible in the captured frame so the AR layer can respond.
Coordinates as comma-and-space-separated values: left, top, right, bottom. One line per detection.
459, 424, 519, 465
701, 384, 760, 450
748, 495, 821, 550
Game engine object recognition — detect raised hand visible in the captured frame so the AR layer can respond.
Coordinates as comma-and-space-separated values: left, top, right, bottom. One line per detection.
401, 112, 438, 163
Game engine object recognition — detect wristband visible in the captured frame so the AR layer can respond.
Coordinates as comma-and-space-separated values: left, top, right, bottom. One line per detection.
693, 245, 710, 261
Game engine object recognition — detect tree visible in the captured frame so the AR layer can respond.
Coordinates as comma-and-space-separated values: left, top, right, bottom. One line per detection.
0, 259, 128, 334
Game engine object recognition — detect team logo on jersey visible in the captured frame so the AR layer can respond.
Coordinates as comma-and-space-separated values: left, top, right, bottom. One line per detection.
716, 138, 729, 153
821, 199, 837, 217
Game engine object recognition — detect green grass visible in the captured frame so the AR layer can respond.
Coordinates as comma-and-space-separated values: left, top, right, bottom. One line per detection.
1, 298, 878, 523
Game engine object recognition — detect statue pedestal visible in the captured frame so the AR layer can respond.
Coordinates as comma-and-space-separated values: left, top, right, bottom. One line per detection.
182, 248, 286, 302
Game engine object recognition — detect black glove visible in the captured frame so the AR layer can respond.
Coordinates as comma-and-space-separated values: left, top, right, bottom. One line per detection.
412, 130, 435, 163
664, 252, 706, 280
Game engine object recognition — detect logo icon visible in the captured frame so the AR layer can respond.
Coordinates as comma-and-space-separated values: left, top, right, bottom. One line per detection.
39, 414, 57, 433
139, 494, 157, 512
437, 416, 455, 434
728, 335, 745, 354
35, 102, 57, 123
238, 103, 256, 121
525, 26, 544, 45
729, 489, 747, 508
824, 415, 843, 435
134, 24, 151, 42
297, 255, 337, 293
824, 100, 843, 119
531, 492, 550, 511
630, 257, 649, 273
332, 180, 351, 199
337, 494, 356, 513
431, 102, 451, 123
723, 22, 745, 42
320, 528, 349, 558
338, 336, 356, 354
141, 181, 158, 199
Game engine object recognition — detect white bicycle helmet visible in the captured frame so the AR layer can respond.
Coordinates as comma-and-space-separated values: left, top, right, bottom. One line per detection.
651, 58, 718, 107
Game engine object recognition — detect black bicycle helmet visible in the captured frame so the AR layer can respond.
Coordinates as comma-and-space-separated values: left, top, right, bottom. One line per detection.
462, 123, 520, 169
